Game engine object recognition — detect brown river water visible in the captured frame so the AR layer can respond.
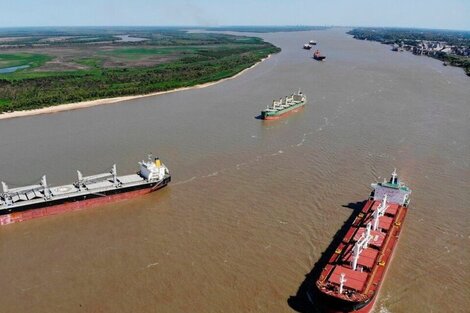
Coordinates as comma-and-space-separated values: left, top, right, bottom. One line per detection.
0, 28, 469, 313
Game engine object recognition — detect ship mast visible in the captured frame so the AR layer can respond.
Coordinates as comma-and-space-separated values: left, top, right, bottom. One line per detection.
339, 273, 347, 294
352, 222, 372, 270
41, 175, 51, 199
111, 164, 118, 186
1, 181, 8, 194
1, 181, 12, 206
373, 195, 388, 231
76, 170, 84, 190
390, 168, 398, 184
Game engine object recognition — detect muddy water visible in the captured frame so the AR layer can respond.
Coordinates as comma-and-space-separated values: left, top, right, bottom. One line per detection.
0, 28, 468, 313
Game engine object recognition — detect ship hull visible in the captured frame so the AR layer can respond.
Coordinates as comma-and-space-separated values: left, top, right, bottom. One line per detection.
316, 200, 409, 312
317, 294, 375, 313
314, 56, 326, 61
261, 103, 305, 120
0, 177, 170, 226
318, 230, 405, 313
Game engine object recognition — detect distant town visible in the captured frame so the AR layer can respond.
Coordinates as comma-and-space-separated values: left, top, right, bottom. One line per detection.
348, 28, 470, 76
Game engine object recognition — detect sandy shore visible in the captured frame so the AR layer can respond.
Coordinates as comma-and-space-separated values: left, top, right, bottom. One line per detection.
0, 54, 271, 120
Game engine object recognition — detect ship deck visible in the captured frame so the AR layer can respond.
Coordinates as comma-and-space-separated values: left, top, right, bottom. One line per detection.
1, 173, 153, 212
263, 100, 305, 114
317, 198, 408, 303
329, 266, 368, 292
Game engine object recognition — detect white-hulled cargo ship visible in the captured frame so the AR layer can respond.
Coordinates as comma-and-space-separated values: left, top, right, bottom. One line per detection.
0, 155, 171, 225
261, 90, 307, 120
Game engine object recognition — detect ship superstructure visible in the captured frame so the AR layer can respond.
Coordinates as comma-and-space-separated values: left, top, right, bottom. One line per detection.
313, 50, 326, 61
315, 170, 411, 312
261, 90, 307, 120
0, 155, 171, 225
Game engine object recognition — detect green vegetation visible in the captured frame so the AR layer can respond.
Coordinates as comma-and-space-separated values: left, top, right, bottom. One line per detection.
0, 53, 52, 69
201, 26, 330, 33
348, 28, 470, 76
0, 26, 309, 47
348, 28, 470, 46
439, 54, 470, 75
0, 29, 280, 112
101, 46, 200, 59
0, 98, 10, 106
76, 57, 102, 68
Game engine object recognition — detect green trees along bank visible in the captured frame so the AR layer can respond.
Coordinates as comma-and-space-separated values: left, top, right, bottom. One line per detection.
0, 31, 280, 113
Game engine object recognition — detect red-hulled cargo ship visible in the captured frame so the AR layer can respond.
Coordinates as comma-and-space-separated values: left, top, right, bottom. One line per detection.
0, 155, 171, 226
315, 170, 411, 312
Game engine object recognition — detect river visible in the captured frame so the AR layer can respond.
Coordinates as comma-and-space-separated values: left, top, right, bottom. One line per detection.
0, 28, 468, 313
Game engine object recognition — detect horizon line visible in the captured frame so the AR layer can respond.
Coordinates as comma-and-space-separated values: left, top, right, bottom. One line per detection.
0, 25, 469, 32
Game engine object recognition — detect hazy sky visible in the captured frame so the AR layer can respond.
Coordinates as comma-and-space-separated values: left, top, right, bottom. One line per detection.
1, 0, 469, 30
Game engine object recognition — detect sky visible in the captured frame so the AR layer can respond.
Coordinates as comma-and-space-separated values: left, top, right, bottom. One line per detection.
1, 0, 469, 30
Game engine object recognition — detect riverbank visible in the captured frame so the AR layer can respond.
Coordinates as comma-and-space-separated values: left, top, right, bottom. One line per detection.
1, 29, 469, 313
0, 30, 280, 113
0, 54, 271, 120
348, 28, 470, 76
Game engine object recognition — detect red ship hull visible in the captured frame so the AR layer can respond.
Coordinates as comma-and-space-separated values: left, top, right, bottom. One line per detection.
316, 199, 409, 313
0, 184, 166, 226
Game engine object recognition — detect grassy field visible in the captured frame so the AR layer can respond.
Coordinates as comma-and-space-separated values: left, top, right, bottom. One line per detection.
199, 26, 330, 33
0, 29, 280, 112
0, 53, 52, 68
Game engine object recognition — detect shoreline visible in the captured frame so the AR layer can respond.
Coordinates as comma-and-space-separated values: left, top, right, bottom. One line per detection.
0, 54, 272, 120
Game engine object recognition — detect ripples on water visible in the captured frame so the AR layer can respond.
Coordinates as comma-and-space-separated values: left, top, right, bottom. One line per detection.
0, 29, 468, 312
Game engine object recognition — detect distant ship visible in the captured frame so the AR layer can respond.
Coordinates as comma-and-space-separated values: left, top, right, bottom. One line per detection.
314, 170, 411, 312
313, 50, 326, 61
309, 40, 317, 45
303, 44, 312, 50
0, 155, 171, 225
261, 90, 306, 120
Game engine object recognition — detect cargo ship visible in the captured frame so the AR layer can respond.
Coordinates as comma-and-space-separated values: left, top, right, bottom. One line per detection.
0, 155, 171, 226
315, 170, 411, 312
313, 50, 326, 61
261, 90, 307, 120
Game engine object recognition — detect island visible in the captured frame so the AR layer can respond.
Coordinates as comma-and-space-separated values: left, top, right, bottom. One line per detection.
0, 27, 281, 114
348, 28, 470, 76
